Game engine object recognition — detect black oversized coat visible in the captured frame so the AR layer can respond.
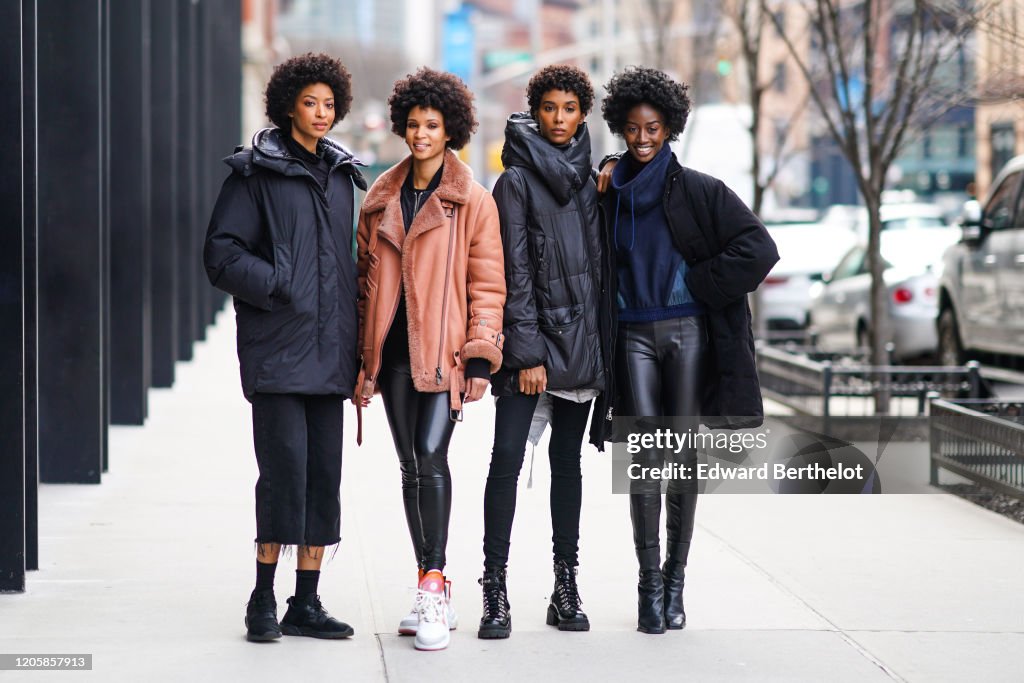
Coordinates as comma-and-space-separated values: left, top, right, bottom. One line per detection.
592, 153, 779, 445
490, 114, 605, 396
204, 127, 367, 400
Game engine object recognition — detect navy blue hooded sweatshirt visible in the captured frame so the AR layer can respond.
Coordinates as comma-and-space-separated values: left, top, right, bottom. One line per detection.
610, 145, 704, 322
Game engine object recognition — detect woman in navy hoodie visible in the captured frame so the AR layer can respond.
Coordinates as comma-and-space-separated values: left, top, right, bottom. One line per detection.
597, 67, 778, 634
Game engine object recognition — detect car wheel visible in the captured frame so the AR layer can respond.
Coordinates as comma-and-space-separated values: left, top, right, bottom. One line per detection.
938, 307, 964, 366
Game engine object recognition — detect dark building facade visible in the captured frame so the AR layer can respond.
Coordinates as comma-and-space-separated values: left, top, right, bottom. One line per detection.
1, 0, 242, 593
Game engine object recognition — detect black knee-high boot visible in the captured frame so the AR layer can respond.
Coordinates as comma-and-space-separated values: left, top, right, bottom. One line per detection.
630, 493, 666, 634
663, 492, 697, 629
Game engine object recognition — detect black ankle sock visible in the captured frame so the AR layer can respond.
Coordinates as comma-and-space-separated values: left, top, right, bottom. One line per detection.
295, 569, 320, 599
255, 560, 277, 593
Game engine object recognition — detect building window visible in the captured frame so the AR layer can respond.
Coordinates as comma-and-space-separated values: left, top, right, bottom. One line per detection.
991, 123, 1016, 179
773, 61, 787, 93
930, 127, 957, 161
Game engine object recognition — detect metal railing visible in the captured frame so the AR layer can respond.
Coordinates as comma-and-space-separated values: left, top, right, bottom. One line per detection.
929, 399, 1024, 500
757, 345, 983, 418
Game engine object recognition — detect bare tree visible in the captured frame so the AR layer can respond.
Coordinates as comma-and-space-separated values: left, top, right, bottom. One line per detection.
727, 0, 810, 215
629, 0, 721, 98
764, 0, 992, 410
635, 0, 678, 70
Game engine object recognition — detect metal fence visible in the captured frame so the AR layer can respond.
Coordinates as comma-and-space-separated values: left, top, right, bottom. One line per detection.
929, 399, 1024, 500
756, 345, 983, 418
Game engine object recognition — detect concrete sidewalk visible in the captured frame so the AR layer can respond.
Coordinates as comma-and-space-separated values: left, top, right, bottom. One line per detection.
2, 308, 1023, 682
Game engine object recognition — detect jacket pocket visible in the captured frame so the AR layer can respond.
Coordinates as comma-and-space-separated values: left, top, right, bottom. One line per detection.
538, 302, 584, 330
538, 303, 593, 390
365, 251, 381, 291
271, 243, 294, 307
527, 227, 546, 280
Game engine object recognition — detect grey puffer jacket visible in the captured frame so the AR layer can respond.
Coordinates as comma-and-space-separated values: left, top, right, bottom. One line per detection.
491, 113, 605, 396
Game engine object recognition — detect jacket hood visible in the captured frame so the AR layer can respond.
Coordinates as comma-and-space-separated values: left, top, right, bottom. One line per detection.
224, 127, 367, 190
500, 112, 592, 206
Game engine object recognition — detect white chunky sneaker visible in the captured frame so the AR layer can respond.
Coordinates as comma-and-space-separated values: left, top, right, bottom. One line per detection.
413, 570, 450, 651
398, 579, 458, 635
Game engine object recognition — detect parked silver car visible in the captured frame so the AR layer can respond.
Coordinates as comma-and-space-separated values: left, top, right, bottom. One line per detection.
808, 227, 961, 361
938, 155, 1024, 366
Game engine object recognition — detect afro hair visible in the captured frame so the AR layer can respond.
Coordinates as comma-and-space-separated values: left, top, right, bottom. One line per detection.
264, 52, 352, 131
526, 64, 595, 117
601, 66, 691, 141
388, 67, 478, 150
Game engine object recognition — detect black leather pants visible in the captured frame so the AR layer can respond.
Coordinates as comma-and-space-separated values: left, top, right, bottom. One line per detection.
616, 316, 707, 570
378, 319, 456, 572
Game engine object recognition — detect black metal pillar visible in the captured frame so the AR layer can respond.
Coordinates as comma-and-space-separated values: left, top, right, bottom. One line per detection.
195, 0, 213, 336
22, 0, 39, 572
150, 0, 178, 388
203, 0, 240, 323
99, 0, 111, 472
1, 0, 27, 593
109, 0, 152, 425
176, 0, 200, 360
37, 0, 105, 483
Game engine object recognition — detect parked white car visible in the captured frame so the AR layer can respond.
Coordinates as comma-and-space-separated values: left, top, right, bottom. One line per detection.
853, 202, 949, 238
758, 222, 859, 336
808, 227, 961, 361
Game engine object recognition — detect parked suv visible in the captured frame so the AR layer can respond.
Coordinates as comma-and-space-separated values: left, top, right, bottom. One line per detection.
937, 155, 1024, 366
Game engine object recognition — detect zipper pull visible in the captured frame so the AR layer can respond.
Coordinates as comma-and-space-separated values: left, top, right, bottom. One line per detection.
435, 367, 443, 385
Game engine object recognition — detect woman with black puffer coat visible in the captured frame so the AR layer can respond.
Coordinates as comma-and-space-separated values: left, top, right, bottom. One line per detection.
204, 53, 366, 644
477, 64, 610, 640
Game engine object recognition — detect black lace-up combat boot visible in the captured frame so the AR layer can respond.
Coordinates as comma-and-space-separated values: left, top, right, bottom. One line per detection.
546, 559, 590, 631
477, 567, 511, 639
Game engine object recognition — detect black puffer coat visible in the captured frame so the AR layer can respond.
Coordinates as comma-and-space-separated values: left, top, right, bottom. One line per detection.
491, 113, 605, 396
593, 152, 779, 442
204, 127, 367, 400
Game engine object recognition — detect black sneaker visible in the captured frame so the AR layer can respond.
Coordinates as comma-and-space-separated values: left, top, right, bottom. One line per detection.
280, 594, 354, 639
245, 589, 282, 642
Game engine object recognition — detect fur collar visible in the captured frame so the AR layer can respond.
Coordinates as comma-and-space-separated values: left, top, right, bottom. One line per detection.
362, 148, 474, 214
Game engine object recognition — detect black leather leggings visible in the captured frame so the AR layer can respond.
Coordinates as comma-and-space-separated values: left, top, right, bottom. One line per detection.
616, 316, 707, 570
378, 318, 456, 572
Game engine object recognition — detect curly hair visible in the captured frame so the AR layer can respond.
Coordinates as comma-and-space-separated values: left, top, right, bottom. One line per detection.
526, 64, 594, 117
388, 67, 478, 150
264, 53, 353, 131
601, 66, 691, 141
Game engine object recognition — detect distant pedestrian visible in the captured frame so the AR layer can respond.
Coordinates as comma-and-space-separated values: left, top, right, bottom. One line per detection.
596, 66, 778, 634
478, 64, 609, 640
354, 67, 505, 652
204, 53, 366, 642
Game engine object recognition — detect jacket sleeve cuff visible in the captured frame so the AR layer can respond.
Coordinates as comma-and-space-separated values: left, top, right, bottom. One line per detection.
464, 357, 491, 381
461, 336, 503, 374
598, 152, 624, 171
